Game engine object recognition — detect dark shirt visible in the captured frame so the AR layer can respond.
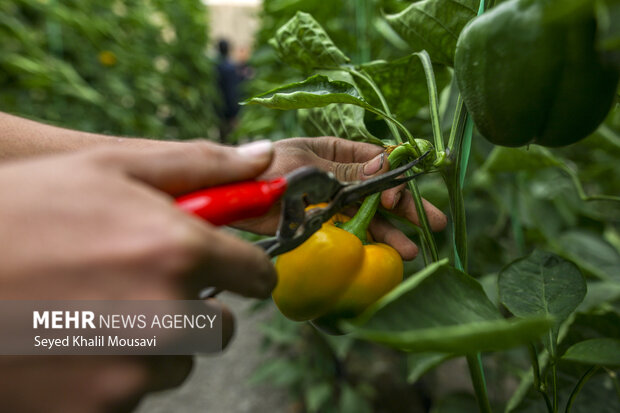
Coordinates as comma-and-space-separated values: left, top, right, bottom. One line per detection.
216, 59, 241, 120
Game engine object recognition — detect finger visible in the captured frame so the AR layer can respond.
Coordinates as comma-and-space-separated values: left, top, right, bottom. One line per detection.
94, 140, 274, 195
368, 217, 419, 260
1, 356, 151, 413
204, 298, 235, 349
144, 355, 194, 392
313, 150, 389, 182
182, 218, 277, 299
306, 137, 388, 182
307, 136, 385, 164
392, 191, 448, 232
380, 184, 406, 210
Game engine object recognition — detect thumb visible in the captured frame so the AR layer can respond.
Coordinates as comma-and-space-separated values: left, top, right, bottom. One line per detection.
97, 140, 274, 195
318, 152, 388, 182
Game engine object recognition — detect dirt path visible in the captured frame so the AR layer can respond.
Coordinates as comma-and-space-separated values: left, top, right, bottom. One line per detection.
136, 293, 289, 413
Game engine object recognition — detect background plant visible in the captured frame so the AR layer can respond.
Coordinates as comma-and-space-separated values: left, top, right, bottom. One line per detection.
0, 0, 217, 139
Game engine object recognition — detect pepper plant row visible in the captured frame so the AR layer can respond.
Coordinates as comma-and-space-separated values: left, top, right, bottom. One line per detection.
245, 1, 620, 412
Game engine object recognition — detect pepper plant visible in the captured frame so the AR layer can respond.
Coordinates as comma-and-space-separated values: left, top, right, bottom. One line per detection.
246, 0, 620, 412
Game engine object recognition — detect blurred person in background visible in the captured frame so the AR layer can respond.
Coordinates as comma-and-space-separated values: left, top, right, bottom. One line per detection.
215, 38, 250, 143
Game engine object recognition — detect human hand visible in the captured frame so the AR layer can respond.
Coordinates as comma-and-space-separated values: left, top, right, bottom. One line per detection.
0, 140, 276, 411
236, 137, 447, 260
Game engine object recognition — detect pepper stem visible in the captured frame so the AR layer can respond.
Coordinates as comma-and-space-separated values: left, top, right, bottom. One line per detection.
340, 145, 419, 242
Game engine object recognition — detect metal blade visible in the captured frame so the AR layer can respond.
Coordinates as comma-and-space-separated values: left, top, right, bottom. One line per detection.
340, 171, 422, 206
338, 154, 428, 205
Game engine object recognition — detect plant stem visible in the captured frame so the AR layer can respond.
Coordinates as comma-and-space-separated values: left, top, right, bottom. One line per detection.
443, 171, 468, 270
341, 192, 380, 242
560, 164, 620, 203
552, 363, 559, 413
347, 69, 402, 140
347, 68, 420, 154
347, 67, 437, 259
549, 339, 558, 413
565, 366, 599, 413
414, 50, 444, 153
447, 95, 466, 154
377, 208, 432, 266
467, 354, 493, 413
459, 4, 491, 413
529, 343, 554, 413
443, 95, 469, 269
408, 179, 439, 261
341, 147, 420, 242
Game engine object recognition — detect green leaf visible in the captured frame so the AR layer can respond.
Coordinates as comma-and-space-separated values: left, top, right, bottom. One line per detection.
563, 338, 620, 367
295, 70, 384, 144
298, 104, 383, 145
305, 382, 333, 413
555, 230, 620, 281
356, 53, 450, 120
248, 358, 303, 386
481, 146, 563, 173
269, 11, 350, 72
578, 281, 620, 312
385, 0, 479, 66
508, 366, 620, 413
407, 352, 452, 383
339, 384, 372, 413
596, 0, 620, 63
498, 250, 587, 351
507, 311, 620, 412
244, 74, 375, 112
373, 17, 409, 51
344, 260, 553, 354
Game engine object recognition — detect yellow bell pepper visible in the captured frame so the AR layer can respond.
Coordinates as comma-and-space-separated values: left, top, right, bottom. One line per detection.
272, 214, 403, 321
272, 144, 416, 324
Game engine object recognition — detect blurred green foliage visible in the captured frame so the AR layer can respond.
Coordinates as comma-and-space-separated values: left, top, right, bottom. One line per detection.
0, 0, 216, 139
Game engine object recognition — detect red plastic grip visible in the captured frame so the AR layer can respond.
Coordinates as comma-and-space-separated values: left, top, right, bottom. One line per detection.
175, 177, 288, 226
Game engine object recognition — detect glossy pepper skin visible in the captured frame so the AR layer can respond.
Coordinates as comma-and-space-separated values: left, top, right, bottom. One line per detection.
454, 0, 619, 147
272, 212, 403, 322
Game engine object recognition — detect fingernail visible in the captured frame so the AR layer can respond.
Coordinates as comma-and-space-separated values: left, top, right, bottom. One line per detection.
391, 192, 401, 209
363, 153, 384, 176
236, 140, 273, 158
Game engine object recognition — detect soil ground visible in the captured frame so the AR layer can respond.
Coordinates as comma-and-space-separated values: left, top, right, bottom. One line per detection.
136, 293, 289, 413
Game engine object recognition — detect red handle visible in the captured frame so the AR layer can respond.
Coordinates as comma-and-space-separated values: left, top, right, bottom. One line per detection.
175, 177, 288, 226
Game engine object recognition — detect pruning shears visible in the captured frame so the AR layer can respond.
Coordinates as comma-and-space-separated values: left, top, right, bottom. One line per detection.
175, 151, 429, 258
